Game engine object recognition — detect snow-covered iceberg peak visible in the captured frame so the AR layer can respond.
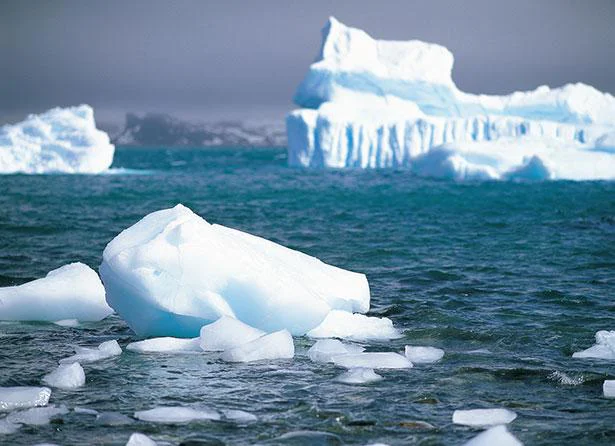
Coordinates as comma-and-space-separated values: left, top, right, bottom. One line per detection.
287, 17, 615, 180
0, 105, 115, 174
99, 204, 370, 338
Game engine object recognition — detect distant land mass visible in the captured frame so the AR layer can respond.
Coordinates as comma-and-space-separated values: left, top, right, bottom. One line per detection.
111, 113, 287, 148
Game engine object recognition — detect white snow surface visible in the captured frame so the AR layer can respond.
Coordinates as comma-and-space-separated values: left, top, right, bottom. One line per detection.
0, 105, 114, 174
126, 337, 201, 353
126, 433, 157, 446
332, 352, 413, 369
452, 408, 517, 427
42, 362, 85, 389
307, 310, 401, 341
463, 425, 523, 446
404, 346, 444, 364
221, 330, 294, 363
134, 406, 220, 423
199, 316, 266, 351
287, 17, 615, 180
307, 339, 365, 363
572, 330, 615, 359
100, 204, 370, 337
59, 340, 122, 364
0, 387, 51, 411
0, 262, 113, 322
335, 367, 383, 384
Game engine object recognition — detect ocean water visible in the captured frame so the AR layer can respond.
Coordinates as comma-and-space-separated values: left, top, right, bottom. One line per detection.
0, 147, 614, 445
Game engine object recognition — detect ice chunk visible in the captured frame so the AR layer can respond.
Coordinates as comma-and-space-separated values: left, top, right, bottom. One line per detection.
134, 406, 220, 423
59, 340, 122, 364
0, 263, 113, 322
463, 425, 523, 446
404, 346, 444, 364
5, 405, 68, 425
335, 367, 382, 384
573, 330, 615, 359
199, 316, 265, 351
100, 204, 369, 337
0, 105, 115, 174
42, 362, 85, 389
221, 330, 294, 363
221, 409, 258, 423
604, 380, 615, 398
126, 433, 157, 446
307, 310, 401, 341
307, 339, 365, 363
53, 319, 80, 327
0, 387, 51, 411
126, 337, 201, 353
452, 408, 517, 427
332, 352, 412, 369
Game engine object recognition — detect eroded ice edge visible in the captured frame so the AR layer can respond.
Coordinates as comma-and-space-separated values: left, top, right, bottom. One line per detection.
287, 17, 615, 180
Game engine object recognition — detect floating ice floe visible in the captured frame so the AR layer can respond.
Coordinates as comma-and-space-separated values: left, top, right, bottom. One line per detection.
126, 433, 157, 446
307, 339, 365, 363
134, 406, 220, 423
126, 337, 201, 353
199, 316, 265, 351
463, 425, 523, 446
0, 263, 113, 322
335, 367, 383, 384
60, 340, 122, 364
0, 387, 51, 411
603, 380, 615, 398
100, 204, 371, 337
0, 419, 20, 434
452, 408, 517, 427
332, 352, 413, 369
572, 330, 615, 359
404, 346, 444, 364
0, 105, 115, 174
221, 330, 294, 363
5, 405, 68, 426
307, 310, 401, 341
286, 17, 615, 180
221, 409, 258, 423
42, 362, 85, 389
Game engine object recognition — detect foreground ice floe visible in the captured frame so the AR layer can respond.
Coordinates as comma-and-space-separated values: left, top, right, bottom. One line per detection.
307, 339, 365, 363
60, 340, 122, 364
0, 105, 115, 174
42, 362, 85, 389
404, 346, 444, 364
126, 433, 157, 446
126, 337, 201, 353
335, 367, 383, 384
572, 330, 615, 359
0, 387, 51, 411
307, 310, 401, 341
286, 17, 615, 180
221, 330, 294, 362
452, 408, 517, 427
100, 204, 371, 337
332, 352, 413, 369
0, 263, 113, 322
603, 380, 615, 398
134, 406, 220, 423
199, 316, 266, 351
463, 425, 523, 446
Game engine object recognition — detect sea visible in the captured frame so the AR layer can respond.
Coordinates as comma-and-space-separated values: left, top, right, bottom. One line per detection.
0, 147, 614, 445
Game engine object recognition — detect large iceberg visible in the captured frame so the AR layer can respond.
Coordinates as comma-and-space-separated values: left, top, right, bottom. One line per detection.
287, 17, 615, 180
100, 204, 370, 337
0, 105, 115, 174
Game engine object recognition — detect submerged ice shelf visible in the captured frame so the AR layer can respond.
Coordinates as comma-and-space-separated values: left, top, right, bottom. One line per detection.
286, 17, 615, 180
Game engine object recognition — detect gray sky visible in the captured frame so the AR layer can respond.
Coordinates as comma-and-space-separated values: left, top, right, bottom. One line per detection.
1, 0, 614, 125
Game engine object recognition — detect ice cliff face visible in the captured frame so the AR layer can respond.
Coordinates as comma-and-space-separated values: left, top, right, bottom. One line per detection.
287, 17, 615, 180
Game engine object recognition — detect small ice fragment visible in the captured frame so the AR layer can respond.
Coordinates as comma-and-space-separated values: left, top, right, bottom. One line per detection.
332, 352, 413, 369
452, 408, 517, 427
42, 362, 85, 389
5, 405, 68, 425
96, 412, 134, 426
335, 367, 383, 384
126, 433, 157, 446
199, 316, 265, 351
221, 330, 294, 363
221, 409, 258, 423
127, 337, 201, 353
0, 387, 51, 411
59, 340, 122, 364
572, 330, 615, 359
134, 406, 220, 423
307, 310, 401, 341
404, 346, 444, 364
603, 380, 615, 398
307, 339, 364, 363
74, 407, 99, 415
462, 425, 523, 446
0, 419, 20, 434
54, 319, 80, 327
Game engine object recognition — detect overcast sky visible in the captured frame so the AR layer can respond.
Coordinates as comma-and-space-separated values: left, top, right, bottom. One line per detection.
1, 0, 614, 125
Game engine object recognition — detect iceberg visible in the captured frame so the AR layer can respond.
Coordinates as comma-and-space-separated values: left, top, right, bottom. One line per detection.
59, 340, 122, 364
126, 337, 201, 353
307, 310, 401, 341
220, 330, 294, 363
572, 330, 615, 359
452, 408, 517, 427
42, 362, 85, 389
0, 263, 113, 322
335, 367, 383, 384
100, 204, 370, 337
287, 17, 615, 180
0, 105, 114, 174
463, 425, 523, 446
0, 387, 51, 411
199, 316, 265, 351
404, 346, 444, 364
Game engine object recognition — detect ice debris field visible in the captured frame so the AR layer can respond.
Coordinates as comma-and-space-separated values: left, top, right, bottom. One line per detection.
286, 17, 615, 180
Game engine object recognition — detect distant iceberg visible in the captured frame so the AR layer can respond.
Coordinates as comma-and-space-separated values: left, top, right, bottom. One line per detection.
286, 17, 615, 180
0, 105, 114, 174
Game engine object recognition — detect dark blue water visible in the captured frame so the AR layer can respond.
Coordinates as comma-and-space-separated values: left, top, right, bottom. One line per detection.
0, 148, 614, 445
